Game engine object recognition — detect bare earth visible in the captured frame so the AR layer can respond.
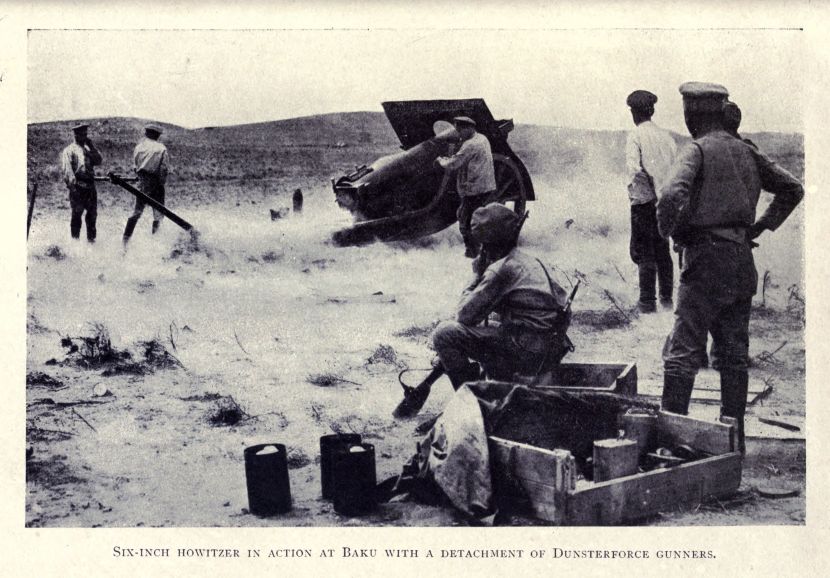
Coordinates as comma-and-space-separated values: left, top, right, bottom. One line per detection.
26, 119, 805, 527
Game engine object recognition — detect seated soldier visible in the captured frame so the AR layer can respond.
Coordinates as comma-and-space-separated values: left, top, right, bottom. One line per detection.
431, 203, 572, 388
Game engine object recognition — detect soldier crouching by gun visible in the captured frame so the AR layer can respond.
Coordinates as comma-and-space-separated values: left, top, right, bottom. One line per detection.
393, 202, 575, 419
432, 203, 572, 389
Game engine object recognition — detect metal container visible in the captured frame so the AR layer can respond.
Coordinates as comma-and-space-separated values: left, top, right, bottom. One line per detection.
244, 443, 292, 516
332, 442, 377, 516
319, 433, 362, 500
620, 412, 658, 458
292, 188, 303, 213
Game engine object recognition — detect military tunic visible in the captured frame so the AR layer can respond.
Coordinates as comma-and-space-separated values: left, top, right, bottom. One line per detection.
432, 248, 569, 381
657, 130, 803, 377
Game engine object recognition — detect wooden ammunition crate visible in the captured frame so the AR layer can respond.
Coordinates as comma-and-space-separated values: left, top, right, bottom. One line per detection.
533, 362, 638, 396
490, 411, 742, 525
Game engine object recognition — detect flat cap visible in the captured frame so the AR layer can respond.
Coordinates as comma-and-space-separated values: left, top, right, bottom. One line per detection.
679, 82, 729, 99
453, 116, 476, 127
71, 123, 89, 132
470, 202, 521, 245
679, 82, 729, 112
144, 124, 163, 134
626, 90, 658, 110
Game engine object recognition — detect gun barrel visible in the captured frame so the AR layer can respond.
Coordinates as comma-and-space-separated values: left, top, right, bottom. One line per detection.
94, 175, 138, 183
107, 173, 194, 232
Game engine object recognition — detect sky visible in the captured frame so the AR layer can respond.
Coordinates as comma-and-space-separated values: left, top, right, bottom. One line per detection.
28, 29, 804, 133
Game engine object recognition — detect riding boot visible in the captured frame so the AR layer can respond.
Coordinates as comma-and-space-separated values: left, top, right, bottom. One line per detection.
720, 369, 748, 454
660, 373, 695, 415
637, 262, 657, 313
657, 258, 674, 305
123, 215, 139, 243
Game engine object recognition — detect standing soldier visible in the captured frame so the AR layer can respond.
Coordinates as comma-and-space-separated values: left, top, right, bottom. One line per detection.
123, 125, 170, 245
437, 116, 497, 258
60, 123, 103, 242
723, 101, 757, 149
657, 82, 804, 452
625, 90, 678, 313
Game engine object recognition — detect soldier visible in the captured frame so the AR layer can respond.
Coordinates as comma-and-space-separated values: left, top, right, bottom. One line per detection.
436, 116, 498, 258
431, 203, 571, 389
723, 101, 758, 149
657, 82, 804, 452
60, 123, 103, 242
625, 90, 678, 313
123, 125, 170, 245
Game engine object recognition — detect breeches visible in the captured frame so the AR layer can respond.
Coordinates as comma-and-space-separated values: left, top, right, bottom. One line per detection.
69, 186, 97, 240
432, 320, 549, 381
663, 240, 757, 378
630, 201, 672, 267
457, 191, 498, 243
131, 173, 166, 221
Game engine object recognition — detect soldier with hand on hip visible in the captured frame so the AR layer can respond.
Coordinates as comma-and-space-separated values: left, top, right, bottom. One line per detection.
657, 82, 804, 453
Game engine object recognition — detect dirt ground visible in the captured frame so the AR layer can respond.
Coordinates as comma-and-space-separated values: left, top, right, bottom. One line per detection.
25, 120, 805, 527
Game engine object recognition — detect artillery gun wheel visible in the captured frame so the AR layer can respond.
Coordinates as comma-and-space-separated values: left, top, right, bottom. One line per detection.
493, 154, 527, 216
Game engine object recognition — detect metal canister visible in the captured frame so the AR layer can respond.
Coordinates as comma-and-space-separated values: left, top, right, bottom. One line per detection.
620, 412, 658, 458
332, 442, 377, 516
244, 443, 292, 516
319, 433, 362, 500
293, 188, 304, 214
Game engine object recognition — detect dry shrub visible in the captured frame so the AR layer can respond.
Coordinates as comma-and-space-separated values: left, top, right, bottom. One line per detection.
261, 251, 282, 263
26, 372, 64, 389
588, 223, 612, 238
44, 245, 66, 260
572, 308, 633, 329
208, 396, 248, 427
286, 447, 311, 469
27, 312, 50, 334
307, 372, 357, 387
394, 321, 439, 339
787, 284, 805, 322
180, 392, 223, 402
366, 344, 407, 369
60, 326, 183, 375
61, 323, 129, 369
138, 339, 183, 370
26, 453, 85, 489
27, 423, 74, 443
100, 362, 149, 377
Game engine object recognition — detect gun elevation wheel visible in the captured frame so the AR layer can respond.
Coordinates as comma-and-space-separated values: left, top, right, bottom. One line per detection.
493, 154, 527, 216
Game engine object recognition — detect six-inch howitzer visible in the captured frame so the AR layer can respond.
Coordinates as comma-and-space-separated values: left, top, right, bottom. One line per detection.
331, 99, 536, 246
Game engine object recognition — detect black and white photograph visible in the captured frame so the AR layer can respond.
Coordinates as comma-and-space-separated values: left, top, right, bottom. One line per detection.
23, 26, 807, 529
4, 2, 830, 575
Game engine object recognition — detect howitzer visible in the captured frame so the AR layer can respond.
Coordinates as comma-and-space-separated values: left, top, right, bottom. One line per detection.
332, 99, 535, 246
393, 268, 581, 420
96, 172, 194, 232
